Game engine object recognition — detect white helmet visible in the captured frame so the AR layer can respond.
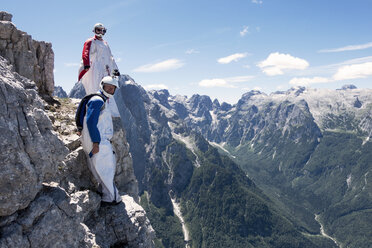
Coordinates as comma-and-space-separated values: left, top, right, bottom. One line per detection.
93, 23, 106, 38
100, 76, 119, 98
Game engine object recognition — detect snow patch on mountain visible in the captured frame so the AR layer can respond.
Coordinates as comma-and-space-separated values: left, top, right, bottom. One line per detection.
362, 172, 369, 191
171, 132, 201, 167
346, 174, 352, 188
209, 110, 218, 127
209, 142, 236, 158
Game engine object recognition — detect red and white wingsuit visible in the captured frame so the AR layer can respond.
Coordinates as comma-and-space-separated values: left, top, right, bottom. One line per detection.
78, 35, 120, 116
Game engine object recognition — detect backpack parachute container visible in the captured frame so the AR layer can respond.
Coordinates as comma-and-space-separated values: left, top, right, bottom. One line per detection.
75, 93, 105, 132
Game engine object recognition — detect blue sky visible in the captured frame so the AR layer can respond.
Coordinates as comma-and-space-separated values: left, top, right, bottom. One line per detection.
3, 0, 372, 103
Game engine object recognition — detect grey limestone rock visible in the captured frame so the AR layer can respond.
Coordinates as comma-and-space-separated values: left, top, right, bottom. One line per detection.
112, 117, 139, 201
0, 13, 155, 246
0, 11, 54, 100
340, 84, 357, 90
68, 81, 86, 99
53, 85, 67, 98
0, 11, 12, 22
86, 195, 155, 248
0, 56, 67, 216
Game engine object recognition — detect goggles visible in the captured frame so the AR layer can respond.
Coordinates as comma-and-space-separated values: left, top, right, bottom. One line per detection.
95, 28, 107, 34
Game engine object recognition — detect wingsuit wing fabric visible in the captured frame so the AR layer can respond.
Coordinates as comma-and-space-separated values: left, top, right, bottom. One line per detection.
78, 37, 120, 117
78, 37, 118, 94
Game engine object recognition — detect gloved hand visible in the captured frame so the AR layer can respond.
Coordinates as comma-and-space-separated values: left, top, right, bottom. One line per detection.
84, 65, 90, 70
112, 69, 120, 76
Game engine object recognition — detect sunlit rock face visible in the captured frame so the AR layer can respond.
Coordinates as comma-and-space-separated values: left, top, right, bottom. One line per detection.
0, 11, 55, 101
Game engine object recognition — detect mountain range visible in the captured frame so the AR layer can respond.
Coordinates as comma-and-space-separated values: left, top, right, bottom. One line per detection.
94, 76, 370, 247
148, 84, 372, 248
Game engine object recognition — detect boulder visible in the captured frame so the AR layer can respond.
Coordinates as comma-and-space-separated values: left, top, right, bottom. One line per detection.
0, 183, 154, 248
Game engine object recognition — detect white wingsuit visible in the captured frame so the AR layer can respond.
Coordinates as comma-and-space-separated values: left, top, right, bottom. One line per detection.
78, 24, 120, 116
81, 78, 121, 203
79, 37, 118, 94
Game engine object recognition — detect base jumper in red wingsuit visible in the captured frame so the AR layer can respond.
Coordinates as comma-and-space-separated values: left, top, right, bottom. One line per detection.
78, 23, 120, 116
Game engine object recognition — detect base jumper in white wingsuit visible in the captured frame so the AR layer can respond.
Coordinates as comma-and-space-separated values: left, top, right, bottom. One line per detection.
78, 22, 120, 116
78, 23, 122, 204
80, 76, 122, 204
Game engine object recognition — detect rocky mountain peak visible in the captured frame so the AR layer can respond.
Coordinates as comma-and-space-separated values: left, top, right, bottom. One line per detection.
212, 98, 220, 108
188, 94, 213, 110
151, 89, 170, 107
53, 85, 67, 98
241, 90, 265, 99
220, 101, 232, 111
0, 11, 12, 21
287, 86, 307, 96
0, 11, 55, 102
339, 84, 357, 90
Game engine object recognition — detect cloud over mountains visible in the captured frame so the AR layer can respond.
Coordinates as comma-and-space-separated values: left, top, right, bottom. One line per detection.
134, 59, 184, 73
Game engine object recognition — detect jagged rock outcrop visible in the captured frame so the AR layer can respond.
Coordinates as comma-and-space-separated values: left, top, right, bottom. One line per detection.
53, 86, 67, 98
0, 11, 54, 101
0, 56, 67, 216
68, 81, 86, 99
0, 183, 101, 247
339, 84, 357, 90
114, 78, 201, 214
86, 194, 155, 248
0, 182, 154, 248
0, 56, 155, 247
0, 18, 155, 245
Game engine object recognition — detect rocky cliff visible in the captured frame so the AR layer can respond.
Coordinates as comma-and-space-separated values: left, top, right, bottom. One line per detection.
0, 54, 155, 248
53, 86, 67, 98
0, 13, 155, 246
0, 11, 54, 102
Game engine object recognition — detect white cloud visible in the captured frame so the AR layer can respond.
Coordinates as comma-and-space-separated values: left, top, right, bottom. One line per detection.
64, 62, 80, 67
297, 56, 372, 77
199, 79, 236, 88
240, 26, 249, 37
226, 75, 254, 83
116, 57, 122, 62
199, 75, 253, 88
257, 52, 309, 76
186, 49, 199, 54
340, 56, 372, 65
143, 84, 169, 90
218, 53, 248, 64
333, 62, 372, 80
252, 0, 263, 4
289, 77, 330, 86
318, 42, 372, 53
133, 59, 184, 73
243, 65, 251, 69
